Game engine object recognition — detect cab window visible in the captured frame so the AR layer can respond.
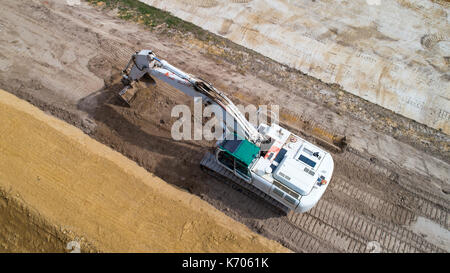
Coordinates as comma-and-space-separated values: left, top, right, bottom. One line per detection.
218, 151, 234, 170
235, 159, 250, 178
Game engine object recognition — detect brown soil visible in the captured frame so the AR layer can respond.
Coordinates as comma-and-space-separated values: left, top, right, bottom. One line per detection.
0, 0, 448, 252
0, 90, 288, 253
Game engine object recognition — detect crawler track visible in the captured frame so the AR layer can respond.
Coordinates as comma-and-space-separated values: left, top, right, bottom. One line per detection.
199, 151, 448, 253
200, 152, 289, 214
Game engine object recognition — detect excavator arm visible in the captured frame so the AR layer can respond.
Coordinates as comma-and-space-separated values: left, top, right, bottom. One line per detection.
119, 50, 265, 144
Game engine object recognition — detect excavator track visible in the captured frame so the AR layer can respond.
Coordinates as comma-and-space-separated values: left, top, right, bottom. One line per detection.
200, 152, 290, 214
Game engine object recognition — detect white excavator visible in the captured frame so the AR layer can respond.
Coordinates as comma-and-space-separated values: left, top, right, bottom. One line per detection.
119, 49, 334, 213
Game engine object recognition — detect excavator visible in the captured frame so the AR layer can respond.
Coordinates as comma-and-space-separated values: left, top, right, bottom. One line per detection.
118, 49, 334, 213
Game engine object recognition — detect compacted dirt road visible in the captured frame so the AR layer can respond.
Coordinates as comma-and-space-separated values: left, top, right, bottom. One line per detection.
0, 0, 448, 252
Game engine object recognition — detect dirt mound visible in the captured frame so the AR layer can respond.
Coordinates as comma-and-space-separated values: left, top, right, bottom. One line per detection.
0, 89, 288, 252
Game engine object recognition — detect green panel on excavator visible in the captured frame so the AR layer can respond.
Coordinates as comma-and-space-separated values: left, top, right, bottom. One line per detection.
219, 138, 260, 166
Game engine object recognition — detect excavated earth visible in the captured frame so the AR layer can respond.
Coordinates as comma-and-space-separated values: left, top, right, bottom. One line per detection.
0, 0, 449, 252
0, 89, 288, 252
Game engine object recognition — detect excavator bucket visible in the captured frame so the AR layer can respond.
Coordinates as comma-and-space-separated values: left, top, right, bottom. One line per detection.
118, 73, 155, 106
118, 85, 138, 107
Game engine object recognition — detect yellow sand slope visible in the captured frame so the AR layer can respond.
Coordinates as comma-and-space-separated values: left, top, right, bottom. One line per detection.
0, 89, 288, 252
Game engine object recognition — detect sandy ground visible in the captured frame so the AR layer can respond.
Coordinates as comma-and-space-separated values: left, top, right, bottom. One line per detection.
142, 0, 450, 133
0, 89, 288, 252
0, 0, 448, 252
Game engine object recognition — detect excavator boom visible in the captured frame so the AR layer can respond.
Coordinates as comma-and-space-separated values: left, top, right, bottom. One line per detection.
119, 50, 264, 144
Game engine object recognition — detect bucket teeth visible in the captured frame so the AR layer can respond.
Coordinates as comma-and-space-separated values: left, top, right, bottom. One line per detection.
118, 74, 155, 107
118, 85, 139, 107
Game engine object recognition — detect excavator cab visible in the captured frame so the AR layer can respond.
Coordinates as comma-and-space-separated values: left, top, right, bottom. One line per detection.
216, 137, 260, 181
